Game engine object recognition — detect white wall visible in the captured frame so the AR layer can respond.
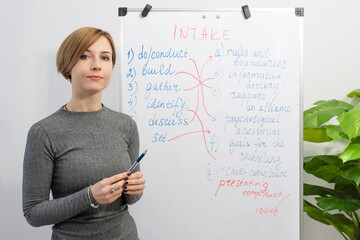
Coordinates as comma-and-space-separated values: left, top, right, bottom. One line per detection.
1, 0, 359, 239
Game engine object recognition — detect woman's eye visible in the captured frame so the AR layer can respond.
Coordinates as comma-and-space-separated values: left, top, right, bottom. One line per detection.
80, 55, 89, 60
102, 56, 110, 61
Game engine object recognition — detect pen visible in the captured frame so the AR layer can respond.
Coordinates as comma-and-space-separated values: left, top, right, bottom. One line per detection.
128, 149, 148, 173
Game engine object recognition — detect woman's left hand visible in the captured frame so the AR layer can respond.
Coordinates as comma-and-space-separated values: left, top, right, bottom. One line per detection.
124, 171, 146, 196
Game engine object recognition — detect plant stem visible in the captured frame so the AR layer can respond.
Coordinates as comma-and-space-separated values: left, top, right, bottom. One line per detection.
347, 212, 358, 228
355, 212, 360, 225
351, 181, 360, 196
355, 212, 360, 231
331, 217, 350, 240
347, 212, 360, 239
340, 232, 349, 240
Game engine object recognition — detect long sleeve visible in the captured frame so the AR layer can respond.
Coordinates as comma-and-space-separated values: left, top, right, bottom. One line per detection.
123, 118, 142, 205
22, 124, 90, 227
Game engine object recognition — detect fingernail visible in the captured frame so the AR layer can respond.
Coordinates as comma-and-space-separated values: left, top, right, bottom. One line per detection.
125, 181, 128, 185
123, 185, 127, 189
123, 189, 127, 193
125, 177, 128, 180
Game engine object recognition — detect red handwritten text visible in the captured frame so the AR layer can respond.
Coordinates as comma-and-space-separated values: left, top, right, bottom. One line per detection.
215, 178, 263, 197
173, 24, 230, 41
215, 178, 284, 200
255, 194, 290, 217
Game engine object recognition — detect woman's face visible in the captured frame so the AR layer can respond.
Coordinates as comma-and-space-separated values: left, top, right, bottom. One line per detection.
70, 36, 113, 96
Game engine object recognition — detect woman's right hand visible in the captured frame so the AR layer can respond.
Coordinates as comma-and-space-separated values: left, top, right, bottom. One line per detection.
90, 172, 129, 205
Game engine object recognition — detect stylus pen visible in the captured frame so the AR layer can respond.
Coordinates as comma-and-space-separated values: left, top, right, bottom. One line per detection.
128, 149, 148, 173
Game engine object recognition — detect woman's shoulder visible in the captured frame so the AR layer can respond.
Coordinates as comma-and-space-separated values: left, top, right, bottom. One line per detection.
105, 107, 135, 123
36, 108, 65, 124
27, 109, 65, 137
104, 107, 138, 133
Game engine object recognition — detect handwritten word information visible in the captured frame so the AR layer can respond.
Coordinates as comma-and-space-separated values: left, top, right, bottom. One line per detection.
121, 11, 301, 240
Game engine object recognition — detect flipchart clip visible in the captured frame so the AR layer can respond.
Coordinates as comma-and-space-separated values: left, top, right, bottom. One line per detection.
242, 5, 251, 19
141, 4, 152, 17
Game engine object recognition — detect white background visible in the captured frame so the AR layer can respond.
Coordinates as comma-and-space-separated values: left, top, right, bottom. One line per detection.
1, 0, 359, 239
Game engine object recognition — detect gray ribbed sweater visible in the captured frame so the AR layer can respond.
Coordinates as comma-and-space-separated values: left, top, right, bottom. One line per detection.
23, 106, 141, 239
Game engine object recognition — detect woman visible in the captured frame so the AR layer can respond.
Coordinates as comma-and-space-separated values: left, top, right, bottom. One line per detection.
23, 27, 146, 239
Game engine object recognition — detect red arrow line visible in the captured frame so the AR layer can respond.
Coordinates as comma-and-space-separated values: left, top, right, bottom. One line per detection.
168, 129, 210, 142
175, 71, 199, 81
200, 56, 213, 78
188, 109, 216, 160
190, 58, 200, 79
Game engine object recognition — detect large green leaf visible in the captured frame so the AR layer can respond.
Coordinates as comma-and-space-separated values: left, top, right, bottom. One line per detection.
311, 165, 344, 184
304, 100, 354, 128
304, 200, 357, 239
338, 104, 360, 140
347, 89, 360, 98
335, 183, 360, 197
304, 183, 345, 198
304, 155, 343, 165
303, 128, 333, 143
304, 155, 342, 171
341, 161, 360, 186
304, 155, 355, 185
303, 199, 331, 225
339, 137, 360, 163
316, 196, 360, 212
314, 100, 328, 105
325, 125, 349, 142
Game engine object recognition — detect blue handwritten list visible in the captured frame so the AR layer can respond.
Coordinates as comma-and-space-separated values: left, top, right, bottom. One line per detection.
121, 10, 301, 240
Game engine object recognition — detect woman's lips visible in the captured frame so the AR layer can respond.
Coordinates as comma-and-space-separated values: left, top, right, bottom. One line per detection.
87, 75, 103, 80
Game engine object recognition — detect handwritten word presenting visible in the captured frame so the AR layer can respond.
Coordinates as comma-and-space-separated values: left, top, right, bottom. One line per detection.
215, 178, 283, 200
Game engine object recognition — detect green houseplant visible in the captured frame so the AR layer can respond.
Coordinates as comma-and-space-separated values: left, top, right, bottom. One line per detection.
303, 89, 360, 240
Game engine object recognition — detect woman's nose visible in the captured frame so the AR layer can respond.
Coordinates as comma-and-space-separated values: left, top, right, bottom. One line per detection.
91, 59, 101, 71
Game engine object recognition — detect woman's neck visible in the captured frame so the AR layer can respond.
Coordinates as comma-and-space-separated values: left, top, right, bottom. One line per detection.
66, 93, 103, 112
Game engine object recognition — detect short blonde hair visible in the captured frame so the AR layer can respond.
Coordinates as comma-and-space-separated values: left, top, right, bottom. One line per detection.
56, 27, 116, 80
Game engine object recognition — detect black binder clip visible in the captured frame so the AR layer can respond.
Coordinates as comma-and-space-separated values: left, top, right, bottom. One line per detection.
141, 4, 152, 17
242, 5, 251, 19
118, 7, 127, 17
